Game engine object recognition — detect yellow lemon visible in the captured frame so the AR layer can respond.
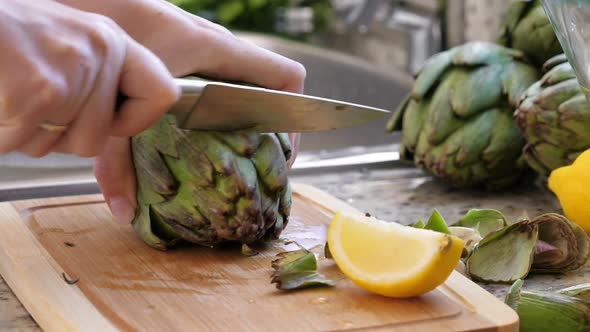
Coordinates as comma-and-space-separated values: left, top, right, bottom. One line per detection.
548, 149, 590, 234
327, 212, 464, 298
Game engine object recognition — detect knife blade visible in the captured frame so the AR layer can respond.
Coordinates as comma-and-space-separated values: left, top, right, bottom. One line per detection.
166, 78, 390, 132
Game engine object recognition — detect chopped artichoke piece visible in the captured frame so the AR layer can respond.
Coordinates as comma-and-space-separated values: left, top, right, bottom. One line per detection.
424, 209, 450, 234
569, 221, 590, 270
466, 221, 538, 283
241, 243, 259, 257
467, 213, 590, 283
558, 283, 590, 301
505, 279, 590, 332
271, 248, 336, 290
411, 220, 425, 228
530, 214, 578, 273
448, 226, 482, 257
324, 242, 332, 259
456, 209, 507, 237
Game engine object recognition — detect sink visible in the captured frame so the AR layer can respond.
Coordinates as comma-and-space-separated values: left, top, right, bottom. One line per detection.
240, 32, 413, 152
0, 32, 413, 201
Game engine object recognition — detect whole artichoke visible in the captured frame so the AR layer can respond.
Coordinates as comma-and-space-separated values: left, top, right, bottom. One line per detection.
514, 54, 590, 176
498, 0, 562, 66
386, 42, 540, 189
131, 114, 292, 250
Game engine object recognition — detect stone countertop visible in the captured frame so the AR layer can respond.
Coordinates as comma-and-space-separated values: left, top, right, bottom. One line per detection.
1, 166, 587, 331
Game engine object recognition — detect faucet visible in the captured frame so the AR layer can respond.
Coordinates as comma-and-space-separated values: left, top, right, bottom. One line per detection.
541, 0, 590, 98
324, 0, 443, 74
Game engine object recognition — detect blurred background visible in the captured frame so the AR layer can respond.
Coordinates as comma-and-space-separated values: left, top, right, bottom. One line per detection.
0, 0, 519, 200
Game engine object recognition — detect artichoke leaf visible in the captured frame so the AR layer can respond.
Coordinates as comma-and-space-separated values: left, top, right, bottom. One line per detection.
543, 53, 568, 70
466, 221, 538, 283
567, 220, 590, 270
324, 242, 333, 259
132, 205, 178, 251
271, 248, 337, 290
449, 64, 504, 118
423, 74, 464, 145
448, 226, 482, 257
275, 133, 292, 161
131, 137, 176, 202
252, 134, 289, 193
412, 51, 454, 99
444, 109, 496, 167
505, 279, 590, 332
528, 213, 579, 273
241, 243, 259, 256
424, 209, 450, 234
411, 219, 425, 229
456, 209, 507, 237
558, 283, 590, 301
543, 62, 578, 85
385, 94, 411, 132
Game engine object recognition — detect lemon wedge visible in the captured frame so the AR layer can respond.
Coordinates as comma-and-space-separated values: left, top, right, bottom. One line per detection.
327, 212, 464, 298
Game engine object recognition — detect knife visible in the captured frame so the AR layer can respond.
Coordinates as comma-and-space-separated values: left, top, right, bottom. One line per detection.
166, 78, 390, 132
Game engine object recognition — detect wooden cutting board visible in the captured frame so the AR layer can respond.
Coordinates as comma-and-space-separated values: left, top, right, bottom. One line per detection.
0, 182, 518, 332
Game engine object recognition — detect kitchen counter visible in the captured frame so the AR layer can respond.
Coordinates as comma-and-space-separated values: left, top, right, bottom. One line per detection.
1, 165, 587, 331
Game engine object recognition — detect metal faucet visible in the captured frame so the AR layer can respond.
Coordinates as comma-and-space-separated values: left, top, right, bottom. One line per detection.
541, 0, 590, 97
321, 0, 443, 74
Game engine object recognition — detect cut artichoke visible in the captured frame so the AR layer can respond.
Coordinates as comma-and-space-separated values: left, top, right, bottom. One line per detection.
386, 42, 539, 189
467, 213, 590, 283
424, 209, 450, 234
530, 214, 580, 273
270, 248, 336, 290
466, 221, 538, 283
131, 114, 292, 250
448, 226, 482, 257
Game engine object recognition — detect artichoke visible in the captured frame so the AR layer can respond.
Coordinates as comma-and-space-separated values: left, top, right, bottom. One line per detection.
506, 279, 590, 332
131, 114, 292, 250
514, 54, 590, 176
466, 213, 590, 283
498, 0, 562, 66
386, 42, 540, 189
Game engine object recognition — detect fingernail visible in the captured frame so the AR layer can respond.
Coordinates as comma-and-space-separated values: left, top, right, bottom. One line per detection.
108, 197, 135, 224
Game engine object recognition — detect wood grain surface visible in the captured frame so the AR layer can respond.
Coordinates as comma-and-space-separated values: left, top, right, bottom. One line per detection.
0, 182, 518, 332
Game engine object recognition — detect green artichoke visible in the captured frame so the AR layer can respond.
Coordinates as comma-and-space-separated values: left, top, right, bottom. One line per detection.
498, 0, 562, 66
131, 114, 292, 250
386, 42, 540, 189
514, 54, 590, 176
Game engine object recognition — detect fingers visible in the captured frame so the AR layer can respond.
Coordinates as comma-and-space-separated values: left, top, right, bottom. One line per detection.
183, 29, 306, 93
287, 133, 301, 168
54, 0, 306, 94
110, 37, 179, 137
0, 121, 38, 155
94, 136, 137, 224
51, 19, 125, 157
23, 17, 177, 157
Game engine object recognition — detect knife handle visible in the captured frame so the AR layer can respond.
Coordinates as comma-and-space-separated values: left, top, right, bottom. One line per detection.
114, 77, 208, 111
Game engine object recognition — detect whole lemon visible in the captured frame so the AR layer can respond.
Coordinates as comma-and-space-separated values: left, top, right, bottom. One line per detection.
548, 149, 590, 234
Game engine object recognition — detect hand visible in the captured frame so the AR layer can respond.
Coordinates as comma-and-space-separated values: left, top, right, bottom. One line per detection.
59, 0, 306, 224
0, 0, 179, 158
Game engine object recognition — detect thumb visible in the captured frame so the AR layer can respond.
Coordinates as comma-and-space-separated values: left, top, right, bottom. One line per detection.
93, 137, 137, 224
